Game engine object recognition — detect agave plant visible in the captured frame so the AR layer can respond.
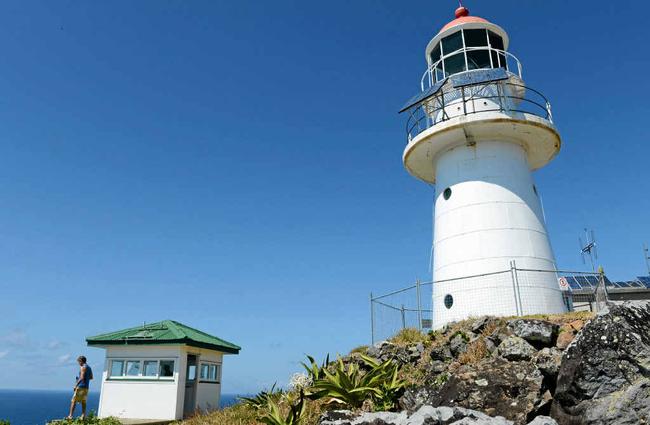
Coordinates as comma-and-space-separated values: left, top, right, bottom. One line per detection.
307, 354, 406, 409
239, 383, 283, 409
258, 390, 306, 425
300, 354, 329, 382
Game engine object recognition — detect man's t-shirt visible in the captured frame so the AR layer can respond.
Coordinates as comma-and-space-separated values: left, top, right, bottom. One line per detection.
77, 364, 92, 389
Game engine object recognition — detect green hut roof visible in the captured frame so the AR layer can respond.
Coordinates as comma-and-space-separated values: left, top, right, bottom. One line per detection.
86, 320, 240, 354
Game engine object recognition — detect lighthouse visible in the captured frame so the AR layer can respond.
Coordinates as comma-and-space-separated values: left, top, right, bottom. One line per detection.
400, 5, 567, 328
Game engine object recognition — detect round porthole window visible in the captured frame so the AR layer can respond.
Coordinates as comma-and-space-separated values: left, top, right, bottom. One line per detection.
443, 187, 452, 200
444, 294, 453, 309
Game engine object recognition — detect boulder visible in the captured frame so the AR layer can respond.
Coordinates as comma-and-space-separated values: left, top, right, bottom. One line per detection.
526, 417, 558, 425
431, 345, 453, 362
533, 348, 562, 379
472, 316, 494, 334
427, 358, 544, 424
450, 333, 469, 357
319, 405, 514, 425
552, 301, 650, 424
554, 332, 574, 350
497, 336, 537, 361
507, 319, 558, 348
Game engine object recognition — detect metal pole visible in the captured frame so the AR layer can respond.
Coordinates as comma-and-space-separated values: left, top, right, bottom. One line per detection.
400, 304, 406, 330
370, 292, 375, 345
416, 279, 423, 331
509, 261, 520, 316
644, 244, 650, 275
513, 260, 524, 316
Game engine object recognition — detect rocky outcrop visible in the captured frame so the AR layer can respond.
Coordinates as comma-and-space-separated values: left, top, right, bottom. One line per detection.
507, 320, 559, 348
319, 405, 556, 425
551, 302, 650, 424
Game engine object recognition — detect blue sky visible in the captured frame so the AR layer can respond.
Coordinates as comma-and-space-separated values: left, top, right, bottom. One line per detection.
0, 0, 648, 394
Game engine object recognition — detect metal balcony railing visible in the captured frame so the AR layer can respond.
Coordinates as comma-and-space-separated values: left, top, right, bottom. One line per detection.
405, 81, 553, 143
422, 47, 523, 91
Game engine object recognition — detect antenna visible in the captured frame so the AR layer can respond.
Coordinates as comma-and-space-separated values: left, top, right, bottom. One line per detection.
579, 228, 597, 272
644, 243, 650, 275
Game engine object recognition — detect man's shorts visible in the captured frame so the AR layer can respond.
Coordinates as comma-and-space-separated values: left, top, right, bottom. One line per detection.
72, 388, 88, 403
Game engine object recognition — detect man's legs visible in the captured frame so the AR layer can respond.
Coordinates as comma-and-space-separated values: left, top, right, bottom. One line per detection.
81, 400, 86, 419
67, 400, 76, 419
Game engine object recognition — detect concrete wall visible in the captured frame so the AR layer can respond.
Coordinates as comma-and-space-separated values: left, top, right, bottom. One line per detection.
98, 345, 183, 420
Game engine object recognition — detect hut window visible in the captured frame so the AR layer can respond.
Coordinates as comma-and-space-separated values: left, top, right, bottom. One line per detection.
200, 363, 221, 383
108, 359, 175, 380
143, 361, 158, 377
110, 360, 125, 377
159, 360, 175, 378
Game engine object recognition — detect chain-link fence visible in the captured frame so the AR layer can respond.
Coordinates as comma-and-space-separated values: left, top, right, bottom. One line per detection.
370, 264, 608, 344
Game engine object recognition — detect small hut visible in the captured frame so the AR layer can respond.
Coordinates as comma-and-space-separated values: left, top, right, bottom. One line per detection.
86, 320, 240, 421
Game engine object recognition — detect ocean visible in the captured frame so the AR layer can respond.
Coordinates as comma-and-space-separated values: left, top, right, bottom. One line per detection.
0, 390, 241, 425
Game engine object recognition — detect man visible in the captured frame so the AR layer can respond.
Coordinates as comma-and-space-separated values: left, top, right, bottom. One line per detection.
67, 355, 93, 420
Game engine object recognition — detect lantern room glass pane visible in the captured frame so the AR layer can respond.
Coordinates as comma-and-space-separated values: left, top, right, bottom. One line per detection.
467, 50, 491, 70
159, 360, 174, 377
441, 31, 463, 55
464, 29, 488, 47
488, 31, 504, 51
499, 53, 507, 70
430, 43, 441, 64
444, 53, 466, 75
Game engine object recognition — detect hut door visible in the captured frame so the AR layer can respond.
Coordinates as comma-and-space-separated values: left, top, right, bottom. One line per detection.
183, 354, 198, 417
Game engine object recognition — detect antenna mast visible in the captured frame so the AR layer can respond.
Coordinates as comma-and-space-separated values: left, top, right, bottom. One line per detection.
579, 228, 598, 272
644, 243, 650, 275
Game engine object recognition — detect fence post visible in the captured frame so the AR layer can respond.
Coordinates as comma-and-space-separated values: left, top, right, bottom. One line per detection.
401, 304, 406, 330
416, 279, 422, 331
512, 260, 524, 316
370, 292, 375, 345
509, 260, 520, 316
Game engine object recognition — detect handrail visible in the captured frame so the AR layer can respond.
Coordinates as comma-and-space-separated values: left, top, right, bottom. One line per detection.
421, 47, 523, 91
405, 81, 553, 143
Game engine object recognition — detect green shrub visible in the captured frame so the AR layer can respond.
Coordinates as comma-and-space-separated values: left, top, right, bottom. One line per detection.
258, 391, 306, 425
1, 420, 10, 425
389, 328, 428, 346
47, 412, 121, 424
300, 354, 329, 383
239, 383, 283, 409
307, 354, 405, 410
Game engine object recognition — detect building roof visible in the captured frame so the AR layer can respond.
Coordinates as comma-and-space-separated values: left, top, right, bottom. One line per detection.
86, 320, 241, 354
439, 6, 490, 33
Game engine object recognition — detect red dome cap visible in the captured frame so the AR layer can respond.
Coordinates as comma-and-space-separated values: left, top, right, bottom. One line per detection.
439, 6, 490, 33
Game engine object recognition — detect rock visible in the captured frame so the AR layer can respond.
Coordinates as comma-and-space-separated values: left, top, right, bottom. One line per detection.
532, 348, 562, 382
552, 301, 650, 424
426, 358, 544, 424
431, 345, 453, 361
408, 343, 425, 362
484, 337, 497, 353
319, 405, 514, 425
399, 386, 438, 412
526, 417, 558, 425
472, 316, 493, 334
554, 331, 574, 350
497, 336, 537, 361
567, 319, 584, 332
507, 319, 558, 348
450, 333, 469, 357
430, 360, 448, 373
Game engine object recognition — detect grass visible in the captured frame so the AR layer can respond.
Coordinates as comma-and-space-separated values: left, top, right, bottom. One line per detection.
179, 396, 326, 425
389, 328, 429, 346
350, 345, 369, 355
458, 338, 490, 365
47, 414, 121, 425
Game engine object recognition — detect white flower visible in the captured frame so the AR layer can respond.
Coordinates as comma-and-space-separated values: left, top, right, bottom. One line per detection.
288, 372, 312, 390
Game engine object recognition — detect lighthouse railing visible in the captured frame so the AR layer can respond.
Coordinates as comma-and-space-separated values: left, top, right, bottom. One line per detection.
422, 47, 523, 91
405, 81, 553, 142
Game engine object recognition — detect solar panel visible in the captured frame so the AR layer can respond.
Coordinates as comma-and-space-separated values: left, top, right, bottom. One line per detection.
450, 68, 510, 88
637, 276, 650, 288
575, 276, 592, 288
614, 282, 629, 288
399, 78, 448, 113
627, 280, 643, 288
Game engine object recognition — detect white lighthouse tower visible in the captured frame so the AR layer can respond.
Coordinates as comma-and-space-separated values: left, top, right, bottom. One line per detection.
401, 5, 567, 328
